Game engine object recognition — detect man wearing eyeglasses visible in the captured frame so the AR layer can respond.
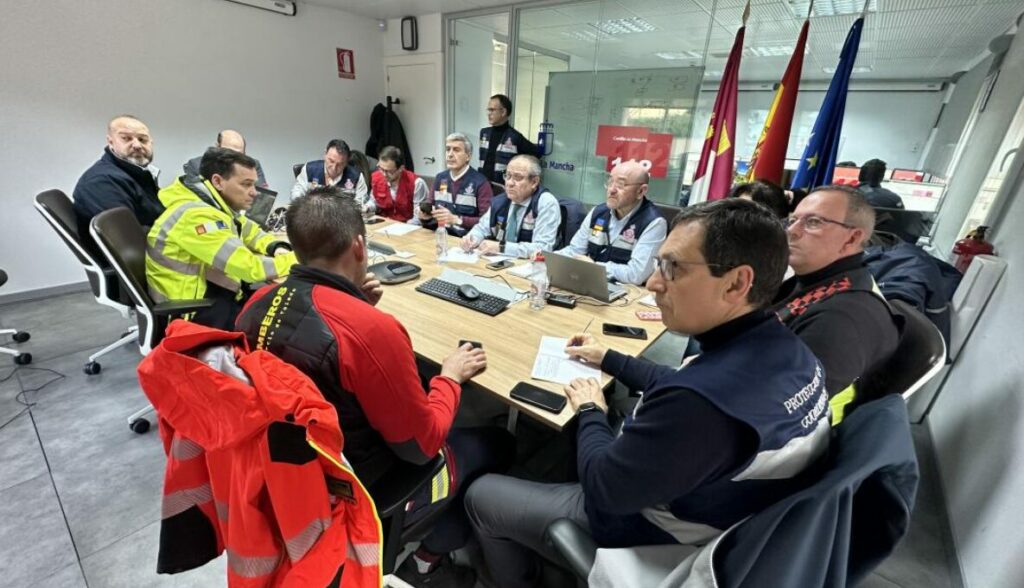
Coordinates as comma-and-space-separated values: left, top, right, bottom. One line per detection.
557, 160, 667, 284
463, 199, 830, 588
479, 94, 540, 187
368, 146, 428, 222
773, 185, 900, 424
461, 155, 560, 258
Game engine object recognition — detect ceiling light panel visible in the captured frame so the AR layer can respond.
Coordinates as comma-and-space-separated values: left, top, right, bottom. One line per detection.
594, 17, 657, 35
788, 0, 877, 18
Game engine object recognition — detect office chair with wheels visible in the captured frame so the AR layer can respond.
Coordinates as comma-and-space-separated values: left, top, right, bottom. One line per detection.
547, 395, 918, 588
34, 189, 139, 374
371, 456, 449, 587
0, 269, 32, 366
89, 207, 213, 433
858, 299, 947, 403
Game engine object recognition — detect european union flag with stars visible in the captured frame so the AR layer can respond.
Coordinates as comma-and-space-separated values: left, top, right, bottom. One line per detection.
791, 15, 866, 190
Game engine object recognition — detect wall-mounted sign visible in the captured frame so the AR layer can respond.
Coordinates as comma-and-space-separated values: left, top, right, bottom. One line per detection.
337, 48, 355, 80
595, 125, 672, 178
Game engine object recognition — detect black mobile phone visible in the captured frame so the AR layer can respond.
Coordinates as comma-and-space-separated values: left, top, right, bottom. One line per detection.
602, 323, 648, 340
510, 382, 567, 414
419, 202, 434, 214
459, 340, 483, 349
486, 259, 514, 271
365, 217, 384, 224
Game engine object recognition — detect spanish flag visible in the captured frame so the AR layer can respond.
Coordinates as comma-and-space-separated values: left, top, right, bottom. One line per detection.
691, 2, 748, 202
746, 18, 809, 184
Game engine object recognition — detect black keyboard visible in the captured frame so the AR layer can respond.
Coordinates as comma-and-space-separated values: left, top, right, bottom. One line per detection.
415, 279, 510, 316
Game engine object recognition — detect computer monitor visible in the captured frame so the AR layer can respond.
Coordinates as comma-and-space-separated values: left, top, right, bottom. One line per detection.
891, 169, 925, 182
831, 166, 860, 186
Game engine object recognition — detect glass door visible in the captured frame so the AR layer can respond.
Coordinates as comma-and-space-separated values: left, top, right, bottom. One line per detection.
448, 13, 511, 141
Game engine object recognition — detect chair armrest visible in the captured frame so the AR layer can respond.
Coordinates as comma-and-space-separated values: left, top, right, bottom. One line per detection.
152, 298, 215, 317
546, 518, 598, 579
369, 455, 445, 518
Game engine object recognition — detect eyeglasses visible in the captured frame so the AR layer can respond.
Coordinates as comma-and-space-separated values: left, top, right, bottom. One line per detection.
487, 107, 505, 113
604, 177, 646, 191
653, 256, 735, 281
785, 214, 856, 232
503, 172, 533, 183
377, 165, 400, 176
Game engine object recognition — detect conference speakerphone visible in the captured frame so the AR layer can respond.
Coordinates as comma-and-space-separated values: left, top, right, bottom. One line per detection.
415, 278, 510, 316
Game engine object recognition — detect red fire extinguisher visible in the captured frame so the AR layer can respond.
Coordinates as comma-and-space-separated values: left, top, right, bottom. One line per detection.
951, 226, 995, 273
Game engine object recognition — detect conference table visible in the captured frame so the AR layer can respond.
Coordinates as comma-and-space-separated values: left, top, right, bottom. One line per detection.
287, 219, 667, 431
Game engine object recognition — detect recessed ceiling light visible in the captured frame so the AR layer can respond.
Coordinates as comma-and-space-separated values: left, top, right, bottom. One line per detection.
746, 45, 809, 57
788, 0, 876, 18
656, 50, 704, 60
593, 17, 656, 35
560, 29, 612, 42
823, 65, 873, 73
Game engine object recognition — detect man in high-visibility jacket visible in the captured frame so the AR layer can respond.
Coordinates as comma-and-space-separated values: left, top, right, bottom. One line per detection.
146, 147, 297, 329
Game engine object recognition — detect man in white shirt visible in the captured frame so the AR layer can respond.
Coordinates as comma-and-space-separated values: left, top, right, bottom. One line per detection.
558, 160, 667, 285
461, 155, 560, 259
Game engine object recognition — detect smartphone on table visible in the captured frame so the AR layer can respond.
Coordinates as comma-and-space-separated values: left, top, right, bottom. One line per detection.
602, 323, 648, 340
510, 382, 567, 413
486, 259, 514, 271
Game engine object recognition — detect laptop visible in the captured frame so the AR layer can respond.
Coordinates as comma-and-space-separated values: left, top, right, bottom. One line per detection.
545, 252, 627, 303
245, 187, 286, 232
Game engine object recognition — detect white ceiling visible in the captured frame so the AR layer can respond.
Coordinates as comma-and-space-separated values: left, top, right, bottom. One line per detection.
309, 0, 1024, 80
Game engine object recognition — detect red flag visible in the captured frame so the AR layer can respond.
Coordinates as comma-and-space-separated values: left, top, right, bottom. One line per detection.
691, 8, 747, 202
747, 19, 809, 184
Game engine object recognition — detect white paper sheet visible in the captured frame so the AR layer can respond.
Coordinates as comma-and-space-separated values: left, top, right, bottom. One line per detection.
440, 250, 480, 264
638, 294, 658, 307
531, 336, 602, 385
377, 223, 421, 237
508, 263, 535, 279
393, 251, 415, 259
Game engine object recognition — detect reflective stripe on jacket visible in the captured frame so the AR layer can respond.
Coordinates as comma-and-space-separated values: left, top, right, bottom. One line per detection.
146, 176, 296, 303
138, 320, 383, 587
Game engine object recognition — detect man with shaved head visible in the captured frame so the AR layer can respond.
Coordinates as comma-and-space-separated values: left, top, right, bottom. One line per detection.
557, 160, 667, 284
184, 129, 268, 187
73, 114, 164, 254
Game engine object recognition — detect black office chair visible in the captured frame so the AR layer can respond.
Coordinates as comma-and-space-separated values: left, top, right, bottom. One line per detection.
89, 207, 213, 433
292, 163, 304, 178
0, 269, 32, 366
370, 456, 449, 584
654, 202, 682, 225
547, 395, 919, 588
858, 299, 946, 403
34, 189, 138, 374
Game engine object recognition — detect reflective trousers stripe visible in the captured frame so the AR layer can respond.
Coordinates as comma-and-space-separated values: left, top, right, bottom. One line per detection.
347, 542, 381, 566
169, 437, 203, 461
162, 483, 212, 519
284, 517, 331, 562
227, 549, 282, 579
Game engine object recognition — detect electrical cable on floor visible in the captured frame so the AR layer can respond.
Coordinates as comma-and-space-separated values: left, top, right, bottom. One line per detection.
0, 366, 66, 432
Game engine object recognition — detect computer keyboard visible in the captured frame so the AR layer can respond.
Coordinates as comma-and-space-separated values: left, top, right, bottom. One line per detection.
415, 278, 510, 316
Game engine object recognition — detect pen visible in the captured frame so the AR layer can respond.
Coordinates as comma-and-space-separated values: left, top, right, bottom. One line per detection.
581, 317, 594, 334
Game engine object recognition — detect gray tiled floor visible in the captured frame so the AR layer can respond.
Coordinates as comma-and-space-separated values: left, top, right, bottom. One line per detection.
0, 291, 963, 587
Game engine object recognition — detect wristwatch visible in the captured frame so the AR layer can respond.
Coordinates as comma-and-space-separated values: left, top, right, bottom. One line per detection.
577, 401, 603, 415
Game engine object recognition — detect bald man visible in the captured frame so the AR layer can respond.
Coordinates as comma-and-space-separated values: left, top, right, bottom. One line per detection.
557, 160, 667, 284
184, 129, 268, 187
73, 114, 164, 255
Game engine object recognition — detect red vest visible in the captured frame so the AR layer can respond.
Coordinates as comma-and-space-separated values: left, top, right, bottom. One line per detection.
370, 169, 416, 222
138, 320, 383, 587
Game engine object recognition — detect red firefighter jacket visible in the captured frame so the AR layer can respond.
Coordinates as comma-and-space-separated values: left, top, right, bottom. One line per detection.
137, 320, 383, 587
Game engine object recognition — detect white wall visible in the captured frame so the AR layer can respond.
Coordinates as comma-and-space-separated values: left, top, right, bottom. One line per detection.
0, 0, 385, 296
926, 26, 1024, 588
922, 57, 992, 178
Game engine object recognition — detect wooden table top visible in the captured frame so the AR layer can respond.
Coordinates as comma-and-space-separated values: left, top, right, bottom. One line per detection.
285, 219, 666, 430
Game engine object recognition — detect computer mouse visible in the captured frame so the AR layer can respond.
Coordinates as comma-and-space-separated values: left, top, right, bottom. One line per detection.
457, 283, 482, 301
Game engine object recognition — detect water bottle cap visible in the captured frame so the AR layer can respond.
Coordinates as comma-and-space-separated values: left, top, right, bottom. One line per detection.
533, 254, 545, 262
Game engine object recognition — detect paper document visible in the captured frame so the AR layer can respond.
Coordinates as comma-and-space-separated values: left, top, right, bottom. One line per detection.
377, 223, 421, 237
440, 250, 480, 264
481, 254, 516, 263
531, 336, 602, 385
508, 263, 534, 279
393, 251, 415, 259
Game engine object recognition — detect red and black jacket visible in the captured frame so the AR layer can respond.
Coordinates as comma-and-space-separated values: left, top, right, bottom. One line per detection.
236, 265, 461, 487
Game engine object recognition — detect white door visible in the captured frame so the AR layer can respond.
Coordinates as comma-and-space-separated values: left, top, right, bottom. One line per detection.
386, 60, 443, 177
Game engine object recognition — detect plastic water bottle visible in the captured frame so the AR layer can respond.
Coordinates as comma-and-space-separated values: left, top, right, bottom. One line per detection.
529, 254, 549, 310
436, 220, 449, 263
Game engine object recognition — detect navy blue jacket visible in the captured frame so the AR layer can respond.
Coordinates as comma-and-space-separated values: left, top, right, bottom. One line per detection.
579, 311, 829, 548
479, 122, 540, 185
709, 395, 918, 588
73, 147, 163, 256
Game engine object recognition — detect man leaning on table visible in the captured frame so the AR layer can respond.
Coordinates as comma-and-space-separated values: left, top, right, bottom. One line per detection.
460, 155, 560, 258
557, 160, 666, 285
461, 198, 830, 588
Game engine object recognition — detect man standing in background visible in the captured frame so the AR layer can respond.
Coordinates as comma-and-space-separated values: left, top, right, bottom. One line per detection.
479, 94, 540, 188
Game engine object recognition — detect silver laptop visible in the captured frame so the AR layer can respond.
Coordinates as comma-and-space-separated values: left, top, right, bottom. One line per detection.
546, 252, 627, 303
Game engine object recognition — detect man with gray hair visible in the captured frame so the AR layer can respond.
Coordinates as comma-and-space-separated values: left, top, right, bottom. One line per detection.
462, 155, 560, 258
773, 184, 901, 424
183, 129, 268, 188
416, 132, 494, 235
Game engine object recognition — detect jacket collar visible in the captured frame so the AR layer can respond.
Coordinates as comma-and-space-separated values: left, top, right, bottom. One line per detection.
290, 265, 368, 302
796, 252, 865, 289
179, 175, 236, 218
103, 147, 160, 185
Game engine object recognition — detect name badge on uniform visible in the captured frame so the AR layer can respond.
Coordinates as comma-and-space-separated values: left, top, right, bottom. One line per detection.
619, 225, 637, 244
495, 216, 506, 241
521, 211, 536, 231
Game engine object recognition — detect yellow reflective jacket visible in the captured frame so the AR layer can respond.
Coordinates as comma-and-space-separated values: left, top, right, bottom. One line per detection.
146, 177, 297, 303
